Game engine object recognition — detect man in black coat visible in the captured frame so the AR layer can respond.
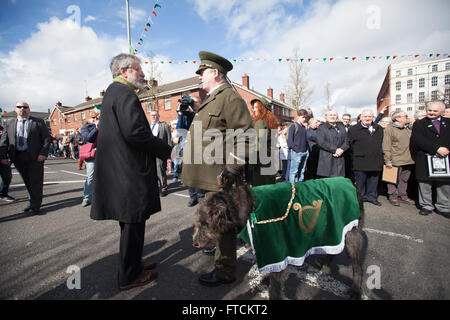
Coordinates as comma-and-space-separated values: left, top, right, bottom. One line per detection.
0, 102, 51, 214
348, 109, 384, 206
90, 53, 172, 290
410, 101, 450, 217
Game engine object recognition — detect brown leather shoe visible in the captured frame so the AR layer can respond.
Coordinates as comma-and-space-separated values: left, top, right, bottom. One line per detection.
142, 261, 157, 270
119, 270, 158, 291
389, 199, 400, 206
400, 197, 415, 205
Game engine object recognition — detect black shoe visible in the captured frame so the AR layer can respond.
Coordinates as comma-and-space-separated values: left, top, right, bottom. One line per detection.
24, 206, 32, 212
0, 194, 15, 202
187, 199, 198, 207
419, 208, 432, 216
198, 271, 235, 287
203, 246, 216, 256
365, 200, 381, 206
30, 209, 44, 215
435, 210, 450, 218
160, 190, 168, 197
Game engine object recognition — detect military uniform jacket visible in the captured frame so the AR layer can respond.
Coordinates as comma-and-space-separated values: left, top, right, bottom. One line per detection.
90, 82, 172, 223
181, 83, 254, 192
410, 116, 450, 183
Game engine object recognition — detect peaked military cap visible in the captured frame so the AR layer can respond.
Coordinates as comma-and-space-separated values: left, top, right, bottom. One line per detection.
195, 51, 234, 75
250, 97, 271, 111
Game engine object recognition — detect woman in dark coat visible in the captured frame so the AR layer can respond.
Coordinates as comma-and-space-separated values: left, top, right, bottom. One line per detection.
315, 110, 349, 177
90, 53, 172, 290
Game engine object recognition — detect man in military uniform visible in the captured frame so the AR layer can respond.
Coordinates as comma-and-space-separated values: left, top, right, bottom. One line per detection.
182, 51, 254, 286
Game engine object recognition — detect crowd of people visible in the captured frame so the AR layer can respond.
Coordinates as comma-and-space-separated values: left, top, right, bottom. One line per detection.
0, 51, 448, 292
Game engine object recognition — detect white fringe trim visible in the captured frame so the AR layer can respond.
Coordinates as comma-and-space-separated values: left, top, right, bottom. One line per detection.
257, 219, 359, 275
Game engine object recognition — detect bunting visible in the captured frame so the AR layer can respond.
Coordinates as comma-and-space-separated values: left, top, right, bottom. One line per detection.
133, 1, 162, 55
138, 53, 449, 65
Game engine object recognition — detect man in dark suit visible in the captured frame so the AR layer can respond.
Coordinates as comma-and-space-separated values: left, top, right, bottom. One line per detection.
410, 101, 450, 217
90, 53, 172, 291
0, 101, 51, 214
149, 110, 173, 197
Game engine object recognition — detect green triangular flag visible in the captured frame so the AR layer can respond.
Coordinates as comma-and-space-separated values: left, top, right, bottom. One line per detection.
300, 58, 304, 62
323, 58, 327, 61
146, 23, 151, 27
94, 104, 101, 110
366, 56, 370, 60
386, 56, 390, 60
154, 4, 161, 9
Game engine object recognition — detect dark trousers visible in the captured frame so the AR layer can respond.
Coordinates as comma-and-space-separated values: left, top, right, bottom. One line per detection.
156, 158, 168, 192
14, 151, 44, 210
189, 187, 205, 201
118, 221, 146, 286
354, 170, 380, 202
0, 162, 12, 195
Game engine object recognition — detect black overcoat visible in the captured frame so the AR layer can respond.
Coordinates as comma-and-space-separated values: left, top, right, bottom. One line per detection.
348, 122, 384, 171
410, 116, 450, 183
90, 82, 172, 223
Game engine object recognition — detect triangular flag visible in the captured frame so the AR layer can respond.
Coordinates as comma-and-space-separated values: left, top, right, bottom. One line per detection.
414, 54, 419, 58
393, 56, 397, 59
352, 57, 356, 61
94, 104, 101, 110
193, 60, 196, 64
345, 57, 349, 60
152, 10, 157, 17
144, 28, 148, 31
436, 53, 440, 57
307, 58, 311, 62
286, 58, 290, 62
323, 58, 327, 61
300, 58, 304, 62
278, 58, 282, 62
146, 23, 151, 27
366, 56, 370, 60
386, 56, 390, 60
140, 38, 143, 42
330, 57, 334, 61
154, 4, 161, 9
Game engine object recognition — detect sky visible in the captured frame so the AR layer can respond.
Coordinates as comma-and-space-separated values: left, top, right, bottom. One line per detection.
0, 0, 449, 120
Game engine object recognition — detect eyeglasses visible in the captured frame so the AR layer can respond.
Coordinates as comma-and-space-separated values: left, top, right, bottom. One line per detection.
16, 106, 29, 109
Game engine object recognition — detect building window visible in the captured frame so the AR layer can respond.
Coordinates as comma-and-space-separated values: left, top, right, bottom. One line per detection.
181, 90, 191, 98
446, 62, 450, 71
431, 91, 438, 100
445, 88, 450, 101
418, 105, 425, 110
81, 112, 86, 120
407, 68, 413, 76
74, 113, 77, 121
395, 107, 401, 112
407, 93, 413, 103
53, 119, 57, 126
396, 70, 401, 77
432, 64, 438, 72
407, 80, 413, 89
407, 107, 412, 111
431, 76, 438, 86
396, 94, 401, 104
419, 92, 425, 102
164, 95, 171, 110
445, 74, 450, 85
67, 114, 71, 123
396, 81, 401, 91
419, 78, 425, 88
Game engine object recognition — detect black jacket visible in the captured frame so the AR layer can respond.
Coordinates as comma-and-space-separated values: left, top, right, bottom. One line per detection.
90, 81, 172, 223
348, 122, 384, 171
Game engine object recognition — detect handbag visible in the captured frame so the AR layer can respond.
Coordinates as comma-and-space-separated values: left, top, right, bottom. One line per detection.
79, 143, 96, 161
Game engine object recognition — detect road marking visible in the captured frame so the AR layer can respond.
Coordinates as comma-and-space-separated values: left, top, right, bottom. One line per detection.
11, 180, 85, 187
13, 171, 58, 174
363, 227, 424, 243
172, 193, 190, 198
60, 170, 87, 177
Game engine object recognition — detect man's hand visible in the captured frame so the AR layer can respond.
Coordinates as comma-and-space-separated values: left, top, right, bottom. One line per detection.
385, 163, 393, 168
436, 147, 449, 157
333, 148, 344, 158
37, 155, 47, 163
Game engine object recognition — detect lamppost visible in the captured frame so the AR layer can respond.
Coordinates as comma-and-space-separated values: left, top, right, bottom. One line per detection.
126, 0, 132, 54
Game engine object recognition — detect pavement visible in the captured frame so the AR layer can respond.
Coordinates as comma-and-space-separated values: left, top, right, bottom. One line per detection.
0, 158, 449, 301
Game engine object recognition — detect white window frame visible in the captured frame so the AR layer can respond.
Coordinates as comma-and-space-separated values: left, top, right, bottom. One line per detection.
431, 76, 438, 87
419, 78, 425, 88
407, 79, 413, 89
396, 81, 401, 91
164, 95, 171, 110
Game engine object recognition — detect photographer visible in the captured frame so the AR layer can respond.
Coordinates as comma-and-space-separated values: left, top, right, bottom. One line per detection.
175, 96, 205, 207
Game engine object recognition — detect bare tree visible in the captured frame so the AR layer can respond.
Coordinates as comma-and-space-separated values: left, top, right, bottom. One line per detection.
284, 48, 314, 111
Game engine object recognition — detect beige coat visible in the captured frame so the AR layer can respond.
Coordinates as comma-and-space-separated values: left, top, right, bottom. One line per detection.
382, 123, 414, 166
181, 83, 254, 192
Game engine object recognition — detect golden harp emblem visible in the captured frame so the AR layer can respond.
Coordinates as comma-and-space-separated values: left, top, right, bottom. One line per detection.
293, 200, 323, 233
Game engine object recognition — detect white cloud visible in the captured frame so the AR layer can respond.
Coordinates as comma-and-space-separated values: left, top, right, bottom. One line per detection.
191, 0, 450, 119
116, 6, 148, 29
0, 17, 128, 112
84, 15, 96, 23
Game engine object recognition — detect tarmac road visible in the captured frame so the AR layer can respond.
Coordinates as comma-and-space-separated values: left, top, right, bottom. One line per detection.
0, 159, 449, 301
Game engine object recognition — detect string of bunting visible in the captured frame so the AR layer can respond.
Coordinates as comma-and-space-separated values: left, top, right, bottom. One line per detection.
132, 1, 162, 55
140, 53, 450, 65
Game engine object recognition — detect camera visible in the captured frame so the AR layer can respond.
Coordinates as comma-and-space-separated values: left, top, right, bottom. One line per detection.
176, 97, 194, 115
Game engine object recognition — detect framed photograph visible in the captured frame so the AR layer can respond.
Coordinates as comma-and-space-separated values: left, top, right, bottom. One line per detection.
427, 155, 450, 177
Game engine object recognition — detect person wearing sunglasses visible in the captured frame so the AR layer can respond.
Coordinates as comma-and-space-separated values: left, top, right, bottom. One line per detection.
0, 101, 52, 215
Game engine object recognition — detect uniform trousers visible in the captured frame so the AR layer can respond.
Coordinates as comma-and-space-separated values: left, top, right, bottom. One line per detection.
118, 221, 146, 286
14, 151, 44, 210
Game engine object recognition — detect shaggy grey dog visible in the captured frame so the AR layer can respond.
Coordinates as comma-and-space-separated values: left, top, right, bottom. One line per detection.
192, 174, 365, 300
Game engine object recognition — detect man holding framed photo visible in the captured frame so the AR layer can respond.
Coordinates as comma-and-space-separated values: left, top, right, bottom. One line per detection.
410, 101, 450, 217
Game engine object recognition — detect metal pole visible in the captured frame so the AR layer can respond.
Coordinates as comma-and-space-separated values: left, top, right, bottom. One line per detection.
126, 0, 132, 53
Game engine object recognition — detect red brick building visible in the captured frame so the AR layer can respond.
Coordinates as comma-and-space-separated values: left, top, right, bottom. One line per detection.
49, 74, 295, 136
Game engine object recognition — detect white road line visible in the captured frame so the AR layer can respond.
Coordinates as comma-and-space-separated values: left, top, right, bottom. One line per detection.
11, 180, 85, 187
172, 193, 190, 198
13, 171, 58, 174
363, 227, 424, 243
60, 170, 87, 177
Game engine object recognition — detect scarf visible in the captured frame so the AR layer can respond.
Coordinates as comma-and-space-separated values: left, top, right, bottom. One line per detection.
113, 76, 136, 91
238, 177, 360, 274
